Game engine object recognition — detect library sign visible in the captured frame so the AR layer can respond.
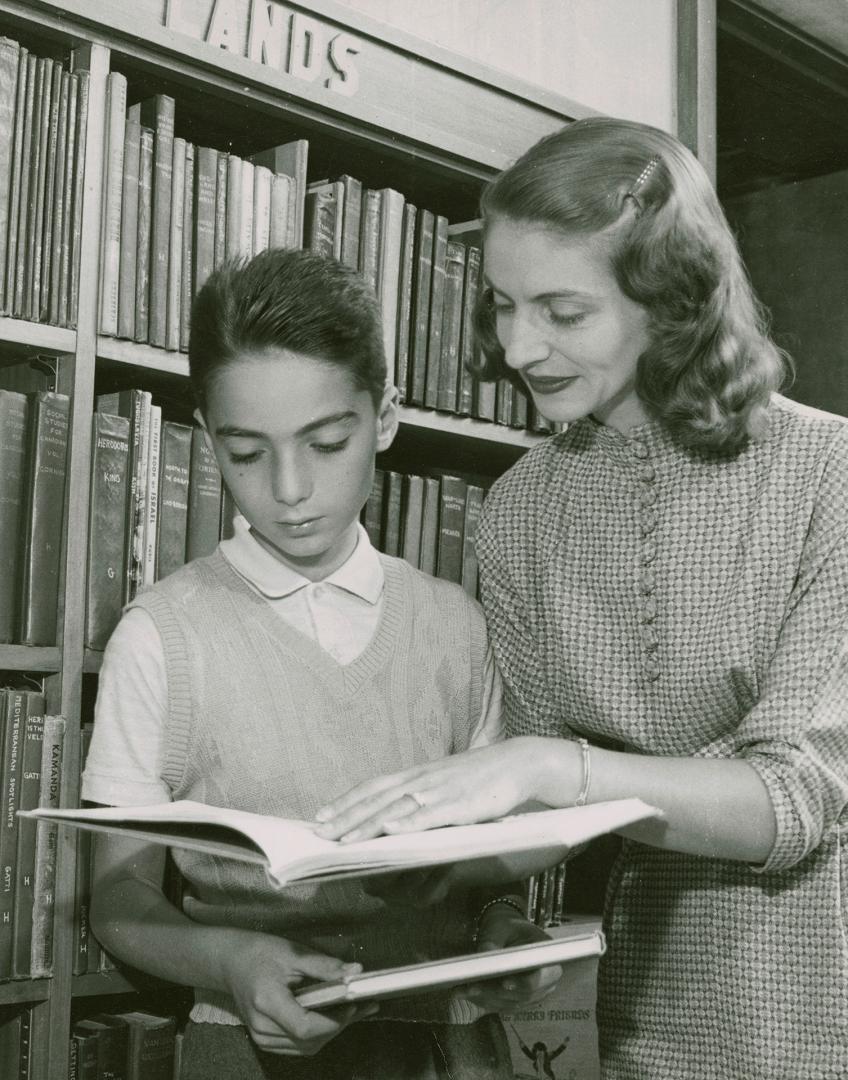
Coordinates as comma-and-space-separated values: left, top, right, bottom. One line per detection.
164, 0, 362, 97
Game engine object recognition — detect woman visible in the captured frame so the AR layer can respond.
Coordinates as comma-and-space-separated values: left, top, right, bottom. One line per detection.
316, 117, 848, 1079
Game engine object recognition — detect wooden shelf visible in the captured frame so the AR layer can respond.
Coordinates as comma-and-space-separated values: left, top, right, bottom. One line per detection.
397, 406, 543, 448
0, 978, 51, 1005
0, 645, 62, 672
83, 650, 103, 674
0, 318, 76, 357
96, 336, 189, 378
72, 970, 137, 998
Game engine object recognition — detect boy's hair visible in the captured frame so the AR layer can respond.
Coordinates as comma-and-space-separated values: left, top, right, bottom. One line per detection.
189, 248, 387, 413
474, 116, 791, 454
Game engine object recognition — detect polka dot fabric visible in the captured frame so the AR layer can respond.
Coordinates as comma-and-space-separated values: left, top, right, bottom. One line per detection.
477, 394, 848, 1079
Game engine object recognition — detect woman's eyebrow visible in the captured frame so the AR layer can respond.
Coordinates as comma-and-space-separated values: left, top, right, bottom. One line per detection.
484, 278, 592, 302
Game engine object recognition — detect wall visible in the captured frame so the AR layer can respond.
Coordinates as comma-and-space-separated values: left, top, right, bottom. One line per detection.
725, 169, 848, 416
333, 0, 677, 131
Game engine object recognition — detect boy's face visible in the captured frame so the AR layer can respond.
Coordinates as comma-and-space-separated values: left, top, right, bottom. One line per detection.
199, 348, 397, 580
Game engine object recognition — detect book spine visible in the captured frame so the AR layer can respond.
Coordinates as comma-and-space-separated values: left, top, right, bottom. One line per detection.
142, 404, 162, 586
408, 209, 434, 406
399, 473, 424, 569
85, 411, 130, 650
0, 37, 20, 315
269, 171, 291, 249
361, 468, 384, 550
0, 391, 29, 642
142, 95, 175, 348
128, 390, 152, 601
18, 392, 70, 646
134, 127, 153, 343
423, 215, 449, 409
12, 698, 44, 977
461, 484, 485, 598
378, 188, 405, 371
358, 188, 381, 294
252, 163, 271, 255
250, 139, 308, 248
380, 470, 403, 557
165, 137, 186, 352
213, 150, 227, 268
46, 69, 69, 324
185, 426, 222, 561
339, 174, 361, 269
25, 57, 52, 322
304, 186, 336, 257
30, 715, 65, 978
0, 689, 22, 977
155, 421, 192, 581
117, 110, 140, 340
418, 476, 440, 577
239, 159, 254, 258
436, 474, 467, 585
193, 145, 217, 293
224, 154, 242, 259
457, 244, 481, 416
39, 58, 62, 323
12, 53, 36, 317
436, 240, 467, 412
98, 70, 127, 336
219, 483, 237, 541
180, 142, 194, 352
395, 203, 416, 401
68, 69, 89, 329
3, 46, 27, 319
72, 726, 94, 975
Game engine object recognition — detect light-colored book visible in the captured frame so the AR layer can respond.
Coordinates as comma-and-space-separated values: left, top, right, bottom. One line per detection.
21, 797, 660, 889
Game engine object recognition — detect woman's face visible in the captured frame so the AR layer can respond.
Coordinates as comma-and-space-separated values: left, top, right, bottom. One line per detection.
484, 219, 652, 432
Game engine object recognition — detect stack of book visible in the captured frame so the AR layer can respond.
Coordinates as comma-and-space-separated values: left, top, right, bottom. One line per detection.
69, 1010, 180, 1080
0, 35, 89, 329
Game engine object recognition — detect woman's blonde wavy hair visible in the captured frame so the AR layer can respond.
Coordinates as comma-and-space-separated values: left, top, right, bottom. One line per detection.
474, 116, 791, 454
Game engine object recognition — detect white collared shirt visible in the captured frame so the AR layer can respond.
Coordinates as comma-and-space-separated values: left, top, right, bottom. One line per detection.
83, 517, 503, 806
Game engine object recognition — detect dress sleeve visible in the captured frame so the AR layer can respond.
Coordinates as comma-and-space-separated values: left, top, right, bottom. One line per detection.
81, 607, 172, 806
706, 436, 848, 873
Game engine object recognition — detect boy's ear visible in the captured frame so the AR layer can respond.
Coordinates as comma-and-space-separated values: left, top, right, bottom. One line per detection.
193, 408, 214, 454
375, 384, 399, 453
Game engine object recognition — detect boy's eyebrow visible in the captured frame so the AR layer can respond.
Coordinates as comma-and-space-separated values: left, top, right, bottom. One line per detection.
215, 411, 360, 439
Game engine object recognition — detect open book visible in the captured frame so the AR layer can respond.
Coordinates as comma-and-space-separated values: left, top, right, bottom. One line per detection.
294, 930, 605, 1009
20, 797, 660, 889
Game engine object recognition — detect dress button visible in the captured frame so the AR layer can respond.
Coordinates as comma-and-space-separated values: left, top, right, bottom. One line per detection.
640, 541, 658, 565
644, 660, 662, 682
639, 509, 657, 536
640, 571, 655, 594
639, 489, 657, 508
638, 464, 656, 483
629, 441, 649, 460
641, 598, 657, 622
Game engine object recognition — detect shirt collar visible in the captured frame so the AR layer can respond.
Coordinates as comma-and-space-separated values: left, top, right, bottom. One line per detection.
220, 515, 384, 604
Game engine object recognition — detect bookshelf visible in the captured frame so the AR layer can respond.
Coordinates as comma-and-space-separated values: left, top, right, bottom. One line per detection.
0, 2, 705, 1077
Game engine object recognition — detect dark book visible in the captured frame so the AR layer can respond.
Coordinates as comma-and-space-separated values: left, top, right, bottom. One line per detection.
423, 215, 449, 409
185, 426, 222, 561
70, 1031, 99, 1080
138, 94, 175, 348
461, 484, 485, 598
213, 149, 227, 267
224, 154, 243, 259
338, 173, 362, 269
115, 1012, 176, 1080
0, 390, 29, 642
358, 188, 381, 295
74, 1017, 129, 1080
181, 143, 196, 350
85, 411, 130, 649
457, 244, 481, 417
3, 45, 28, 318
395, 202, 416, 401
143, 403, 162, 591
0, 689, 24, 977
0, 1007, 27, 1078
24, 57, 53, 322
399, 473, 424, 569
378, 187, 405, 371
361, 467, 384, 550
238, 159, 254, 258
419, 476, 440, 577
73, 727, 99, 975
219, 483, 237, 542
251, 138, 308, 248
407, 209, 434, 406
30, 714, 65, 978
155, 420, 192, 581
0, 36, 21, 315
12, 699, 45, 977
98, 70, 126, 335
510, 384, 529, 429
436, 474, 467, 585
54, 70, 77, 326
193, 145, 217, 295
68, 69, 89, 329
116, 107, 140, 340
45, 69, 69, 324
252, 162, 271, 255
380, 470, 403, 557
436, 240, 467, 412
11, 53, 36, 317
269, 171, 291, 249
474, 373, 497, 423
38, 60, 63, 322
134, 125, 153, 342
495, 379, 513, 427
304, 180, 341, 257
18, 391, 70, 646
166, 136, 186, 352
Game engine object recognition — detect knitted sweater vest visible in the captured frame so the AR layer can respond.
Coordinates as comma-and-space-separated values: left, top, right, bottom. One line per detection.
130, 549, 488, 1024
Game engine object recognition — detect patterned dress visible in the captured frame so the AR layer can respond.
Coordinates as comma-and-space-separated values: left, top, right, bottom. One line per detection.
476, 394, 848, 1080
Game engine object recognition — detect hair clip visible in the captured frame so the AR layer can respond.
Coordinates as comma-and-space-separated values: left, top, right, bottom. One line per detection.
626, 154, 661, 208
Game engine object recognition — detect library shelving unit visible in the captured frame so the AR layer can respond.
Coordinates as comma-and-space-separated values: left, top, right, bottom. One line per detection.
0, 1, 597, 1076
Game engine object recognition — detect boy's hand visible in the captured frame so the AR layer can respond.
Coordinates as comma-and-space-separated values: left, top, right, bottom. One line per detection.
458, 905, 563, 1014
221, 933, 378, 1056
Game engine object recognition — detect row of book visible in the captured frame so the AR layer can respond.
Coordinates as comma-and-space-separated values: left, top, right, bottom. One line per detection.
70, 1011, 180, 1080
0, 36, 87, 327
0, 690, 64, 982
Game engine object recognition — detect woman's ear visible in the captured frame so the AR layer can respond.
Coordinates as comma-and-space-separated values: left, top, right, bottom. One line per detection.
376, 384, 400, 453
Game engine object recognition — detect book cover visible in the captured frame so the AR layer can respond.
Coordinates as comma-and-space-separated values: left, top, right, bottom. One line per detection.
45, 69, 69, 324
12, 700, 45, 977
38, 59, 63, 322
436, 240, 467, 413
361, 467, 384, 550
134, 125, 153, 343
116, 108, 140, 340
85, 410, 130, 650
165, 137, 186, 352
304, 180, 341, 258
98, 70, 127, 337
457, 244, 481, 417
0, 36, 20, 315
423, 215, 449, 409
436, 474, 467, 585
74, 1016, 129, 1080
395, 202, 416, 401
116, 1012, 176, 1080
25, 57, 53, 322
11, 53, 36, 317
0, 689, 23, 977
252, 162, 271, 256
55, 70, 78, 327
142, 404, 162, 587
269, 171, 291, 249
155, 420, 192, 581
251, 139, 308, 248
377, 187, 405, 366
180, 141, 195, 351
418, 476, 440, 577
224, 153, 242, 259
138, 94, 175, 348
68, 69, 89, 330
193, 145, 217, 295
461, 484, 485, 598
358, 188, 382, 295
399, 472, 424, 569
185, 425, 222, 561
407, 209, 434, 406
0, 390, 29, 642
30, 715, 65, 978
338, 173, 362, 269
214, 149, 227, 267
380, 469, 403, 557
18, 391, 70, 646
3, 45, 28, 319
23, 797, 660, 891
70, 1031, 99, 1080
239, 158, 254, 258
219, 483, 237, 541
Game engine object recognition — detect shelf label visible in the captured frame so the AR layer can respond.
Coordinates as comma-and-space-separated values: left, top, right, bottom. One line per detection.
164, 0, 361, 97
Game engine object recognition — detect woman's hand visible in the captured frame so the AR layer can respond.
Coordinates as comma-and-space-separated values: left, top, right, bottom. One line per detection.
220, 932, 378, 1056
315, 738, 570, 842
459, 904, 563, 1014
